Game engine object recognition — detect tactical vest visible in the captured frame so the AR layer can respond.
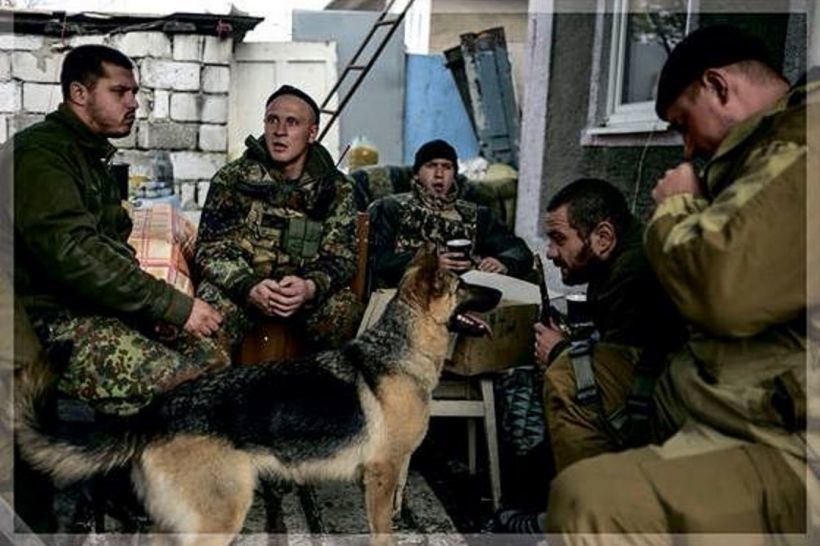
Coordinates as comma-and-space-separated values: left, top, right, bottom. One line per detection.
394, 195, 479, 256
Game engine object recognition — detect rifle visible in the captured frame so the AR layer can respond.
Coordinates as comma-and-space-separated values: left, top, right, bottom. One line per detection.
535, 255, 571, 334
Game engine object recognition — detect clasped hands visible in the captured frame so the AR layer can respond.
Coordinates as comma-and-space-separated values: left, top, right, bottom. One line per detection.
249, 276, 316, 318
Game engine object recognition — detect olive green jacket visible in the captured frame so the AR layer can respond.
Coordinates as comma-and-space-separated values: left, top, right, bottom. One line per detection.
194, 137, 357, 306
646, 76, 817, 458
7, 105, 192, 326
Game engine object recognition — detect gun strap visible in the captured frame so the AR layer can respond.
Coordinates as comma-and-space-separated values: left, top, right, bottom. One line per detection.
570, 337, 599, 406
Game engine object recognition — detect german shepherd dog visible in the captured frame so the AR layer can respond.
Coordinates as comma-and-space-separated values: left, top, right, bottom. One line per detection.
15, 248, 501, 545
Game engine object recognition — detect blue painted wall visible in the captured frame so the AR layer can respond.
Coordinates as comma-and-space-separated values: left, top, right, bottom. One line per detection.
404, 54, 479, 165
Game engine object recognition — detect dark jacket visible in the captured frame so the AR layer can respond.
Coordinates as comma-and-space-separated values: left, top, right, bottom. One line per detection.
368, 190, 534, 287
7, 105, 192, 326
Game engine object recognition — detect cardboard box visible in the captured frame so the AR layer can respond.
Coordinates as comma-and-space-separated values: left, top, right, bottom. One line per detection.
445, 302, 538, 376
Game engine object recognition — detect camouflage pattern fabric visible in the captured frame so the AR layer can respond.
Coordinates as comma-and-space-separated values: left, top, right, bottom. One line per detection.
198, 279, 362, 353
31, 313, 229, 416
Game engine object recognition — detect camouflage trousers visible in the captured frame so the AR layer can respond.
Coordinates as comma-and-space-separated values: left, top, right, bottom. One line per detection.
197, 280, 364, 357
30, 313, 230, 416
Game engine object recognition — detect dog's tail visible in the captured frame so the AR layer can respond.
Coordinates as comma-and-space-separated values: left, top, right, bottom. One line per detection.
14, 336, 149, 485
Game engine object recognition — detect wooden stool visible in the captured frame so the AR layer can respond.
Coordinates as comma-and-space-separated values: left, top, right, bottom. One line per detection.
430, 375, 502, 510
235, 320, 308, 366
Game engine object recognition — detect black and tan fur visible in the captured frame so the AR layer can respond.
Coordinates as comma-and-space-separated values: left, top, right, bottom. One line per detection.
15, 248, 500, 545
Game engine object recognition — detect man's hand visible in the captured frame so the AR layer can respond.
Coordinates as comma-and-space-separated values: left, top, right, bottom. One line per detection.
477, 257, 508, 275
248, 279, 283, 316
439, 252, 472, 273
268, 275, 316, 317
183, 298, 223, 337
652, 162, 703, 205
534, 319, 566, 367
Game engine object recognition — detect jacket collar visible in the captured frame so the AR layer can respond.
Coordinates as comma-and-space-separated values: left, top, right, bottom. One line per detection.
243, 135, 338, 184
48, 104, 117, 161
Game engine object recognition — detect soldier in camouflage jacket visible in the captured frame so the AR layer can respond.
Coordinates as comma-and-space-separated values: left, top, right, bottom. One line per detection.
368, 139, 533, 288
195, 85, 361, 352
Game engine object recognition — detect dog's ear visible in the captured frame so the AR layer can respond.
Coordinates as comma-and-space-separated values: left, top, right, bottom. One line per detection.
400, 244, 440, 310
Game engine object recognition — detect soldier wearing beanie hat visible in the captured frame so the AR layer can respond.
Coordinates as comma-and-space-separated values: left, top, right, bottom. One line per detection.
368, 138, 533, 287
546, 23, 815, 536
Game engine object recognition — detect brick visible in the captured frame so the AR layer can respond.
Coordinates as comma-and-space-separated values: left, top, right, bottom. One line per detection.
135, 88, 151, 120
68, 35, 106, 47
198, 124, 227, 151
170, 151, 224, 180
139, 59, 200, 91
8, 113, 44, 136
0, 114, 7, 144
22, 82, 61, 113
182, 209, 201, 225
170, 92, 200, 122
110, 32, 171, 59
110, 130, 137, 149
11, 51, 63, 83
137, 121, 197, 150
0, 34, 43, 51
201, 95, 228, 124
173, 35, 203, 61
152, 89, 170, 119
0, 81, 20, 113
0, 53, 10, 81
202, 65, 229, 93
196, 181, 211, 207
179, 181, 197, 209
202, 36, 232, 64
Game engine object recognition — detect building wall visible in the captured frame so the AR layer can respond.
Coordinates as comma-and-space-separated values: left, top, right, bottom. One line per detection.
0, 30, 234, 222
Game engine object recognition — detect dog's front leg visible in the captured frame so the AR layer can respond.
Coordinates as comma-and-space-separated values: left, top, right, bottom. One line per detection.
363, 460, 398, 546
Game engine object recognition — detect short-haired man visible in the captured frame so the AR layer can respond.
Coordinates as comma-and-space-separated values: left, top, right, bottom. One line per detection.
195, 85, 361, 352
547, 25, 814, 537
6, 45, 225, 417
368, 139, 533, 287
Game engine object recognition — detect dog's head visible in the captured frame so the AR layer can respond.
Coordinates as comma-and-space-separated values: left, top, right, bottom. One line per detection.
398, 245, 501, 336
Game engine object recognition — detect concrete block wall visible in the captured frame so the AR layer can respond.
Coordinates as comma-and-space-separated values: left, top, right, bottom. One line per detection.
0, 31, 235, 222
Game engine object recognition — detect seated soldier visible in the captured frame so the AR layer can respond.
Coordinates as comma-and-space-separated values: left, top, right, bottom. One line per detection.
368, 139, 533, 287
195, 85, 362, 354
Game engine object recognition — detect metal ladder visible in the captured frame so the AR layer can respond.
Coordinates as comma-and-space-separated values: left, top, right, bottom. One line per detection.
318, 0, 416, 143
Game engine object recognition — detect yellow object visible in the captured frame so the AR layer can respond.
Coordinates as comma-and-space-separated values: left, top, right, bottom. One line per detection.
347, 138, 379, 170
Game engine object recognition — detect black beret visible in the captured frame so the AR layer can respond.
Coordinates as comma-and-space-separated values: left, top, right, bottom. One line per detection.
655, 25, 773, 120
413, 139, 458, 173
265, 84, 321, 125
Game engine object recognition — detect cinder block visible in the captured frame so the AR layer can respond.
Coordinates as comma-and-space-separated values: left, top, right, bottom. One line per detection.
139, 59, 199, 91
11, 51, 63, 83
173, 35, 203, 61
152, 89, 170, 119
201, 95, 228, 124
182, 209, 201, 226
202, 36, 232, 64
170, 151, 225, 180
137, 121, 197, 150
113, 149, 156, 178
0, 81, 20, 113
179, 181, 197, 209
196, 181, 211, 207
135, 88, 151, 120
110, 32, 171, 59
0, 34, 43, 51
8, 113, 44, 136
202, 65, 230, 93
198, 124, 227, 151
0, 53, 10, 81
68, 35, 107, 47
22, 82, 61, 113
0, 114, 8, 144
170, 93, 200, 122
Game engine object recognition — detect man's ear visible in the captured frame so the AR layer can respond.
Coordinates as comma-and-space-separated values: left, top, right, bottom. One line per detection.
67, 81, 89, 106
589, 220, 616, 260
702, 68, 730, 105
308, 123, 318, 144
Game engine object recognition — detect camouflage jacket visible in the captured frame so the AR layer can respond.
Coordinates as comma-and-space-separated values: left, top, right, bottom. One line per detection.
5, 105, 192, 327
645, 74, 817, 457
194, 137, 357, 306
368, 187, 533, 287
